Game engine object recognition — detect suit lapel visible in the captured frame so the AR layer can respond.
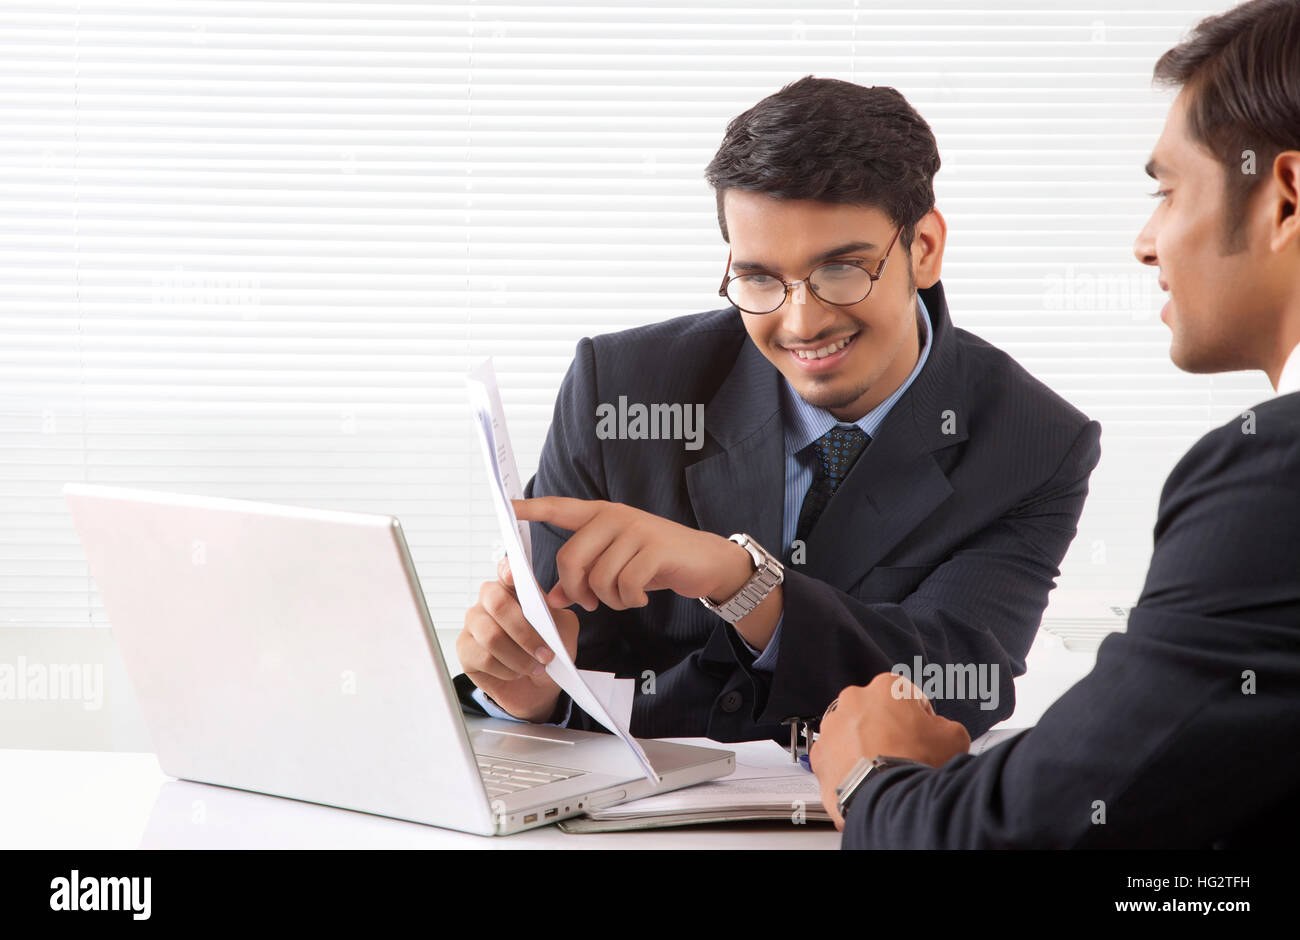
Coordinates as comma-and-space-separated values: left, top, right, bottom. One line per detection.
799, 281, 969, 590
798, 410, 952, 587
685, 336, 784, 554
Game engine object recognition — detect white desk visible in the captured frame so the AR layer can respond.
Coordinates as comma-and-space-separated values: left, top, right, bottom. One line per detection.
0, 741, 842, 850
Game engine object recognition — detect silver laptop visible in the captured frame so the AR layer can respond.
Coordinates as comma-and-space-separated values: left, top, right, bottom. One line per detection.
62, 482, 734, 835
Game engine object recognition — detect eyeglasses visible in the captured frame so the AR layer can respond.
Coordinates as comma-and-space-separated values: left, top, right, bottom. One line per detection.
717, 226, 903, 315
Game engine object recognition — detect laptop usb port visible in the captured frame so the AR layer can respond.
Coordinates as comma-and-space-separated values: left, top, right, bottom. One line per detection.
523, 813, 537, 824
545, 808, 558, 819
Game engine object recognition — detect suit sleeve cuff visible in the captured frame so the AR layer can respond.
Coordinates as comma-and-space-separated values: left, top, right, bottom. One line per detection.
470, 686, 521, 721
744, 614, 782, 672
470, 687, 573, 727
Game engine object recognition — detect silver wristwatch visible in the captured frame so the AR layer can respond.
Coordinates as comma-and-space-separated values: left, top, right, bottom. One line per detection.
835, 755, 922, 818
699, 533, 784, 624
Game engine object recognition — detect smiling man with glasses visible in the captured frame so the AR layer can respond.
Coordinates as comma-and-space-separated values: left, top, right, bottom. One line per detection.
452, 76, 1103, 747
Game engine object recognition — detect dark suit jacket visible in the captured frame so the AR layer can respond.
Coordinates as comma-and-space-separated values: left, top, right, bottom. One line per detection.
842, 390, 1300, 848
456, 281, 1102, 743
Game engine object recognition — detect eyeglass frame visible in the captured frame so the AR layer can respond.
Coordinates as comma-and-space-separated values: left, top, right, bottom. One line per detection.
717, 225, 903, 315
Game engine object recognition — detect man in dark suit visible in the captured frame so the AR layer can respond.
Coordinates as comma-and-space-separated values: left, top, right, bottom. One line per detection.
454, 77, 1101, 744
810, 0, 1300, 847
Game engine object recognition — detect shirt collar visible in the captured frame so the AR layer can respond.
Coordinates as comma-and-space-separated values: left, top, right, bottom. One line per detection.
1277, 339, 1300, 397
782, 293, 934, 456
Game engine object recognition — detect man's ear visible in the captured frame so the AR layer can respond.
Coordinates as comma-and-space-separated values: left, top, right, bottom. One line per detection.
910, 208, 947, 290
1268, 151, 1300, 255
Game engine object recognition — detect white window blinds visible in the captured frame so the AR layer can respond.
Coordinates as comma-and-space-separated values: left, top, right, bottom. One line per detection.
3, 0, 1268, 659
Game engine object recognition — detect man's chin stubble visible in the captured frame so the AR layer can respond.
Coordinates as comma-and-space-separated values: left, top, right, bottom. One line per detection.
795, 374, 876, 412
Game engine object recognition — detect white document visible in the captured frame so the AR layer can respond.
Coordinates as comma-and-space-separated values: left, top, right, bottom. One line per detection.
576, 729, 1035, 828
466, 360, 532, 567
466, 359, 656, 782
582, 739, 826, 823
582, 669, 635, 735
586, 774, 825, 821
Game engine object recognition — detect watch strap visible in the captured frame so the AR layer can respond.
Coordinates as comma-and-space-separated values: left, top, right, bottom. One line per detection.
835, 755, 923, 818
699, 533, 784, 624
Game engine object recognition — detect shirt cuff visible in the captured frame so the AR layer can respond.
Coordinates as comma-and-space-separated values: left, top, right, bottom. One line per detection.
470, 686, 573, 727
736, 613, 782, 672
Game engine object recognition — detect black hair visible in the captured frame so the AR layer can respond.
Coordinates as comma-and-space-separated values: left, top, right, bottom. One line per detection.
704, 75, 941, 249
1153, 0, 1300, 249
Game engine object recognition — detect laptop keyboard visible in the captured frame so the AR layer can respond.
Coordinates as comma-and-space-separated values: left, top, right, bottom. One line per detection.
476, 756, 586, 799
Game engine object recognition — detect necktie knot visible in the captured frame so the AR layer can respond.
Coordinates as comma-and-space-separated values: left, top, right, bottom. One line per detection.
811, 425, 870, 483
792, 424, 871, 549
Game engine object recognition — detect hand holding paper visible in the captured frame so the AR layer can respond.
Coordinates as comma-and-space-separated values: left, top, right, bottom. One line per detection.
457, 556, 580, 722
465, 359, 657, 782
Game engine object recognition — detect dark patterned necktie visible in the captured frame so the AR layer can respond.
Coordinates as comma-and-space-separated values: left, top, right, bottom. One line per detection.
794, 425, 871, 546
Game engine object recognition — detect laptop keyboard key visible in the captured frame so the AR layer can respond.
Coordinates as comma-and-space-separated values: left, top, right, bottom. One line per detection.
476, 756, 586, 794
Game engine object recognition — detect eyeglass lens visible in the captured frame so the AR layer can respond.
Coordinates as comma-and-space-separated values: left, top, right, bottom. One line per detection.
726, 262, 873, 314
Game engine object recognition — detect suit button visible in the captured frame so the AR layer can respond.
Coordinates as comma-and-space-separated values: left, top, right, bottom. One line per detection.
720, 690, 743, 713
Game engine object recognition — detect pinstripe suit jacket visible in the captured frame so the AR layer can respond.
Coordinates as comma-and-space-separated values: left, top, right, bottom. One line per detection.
841, 390, 1300, 848
456, 281, 1102, 743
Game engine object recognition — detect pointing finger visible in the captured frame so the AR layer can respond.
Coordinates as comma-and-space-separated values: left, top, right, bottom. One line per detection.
511, 496, 603, 531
